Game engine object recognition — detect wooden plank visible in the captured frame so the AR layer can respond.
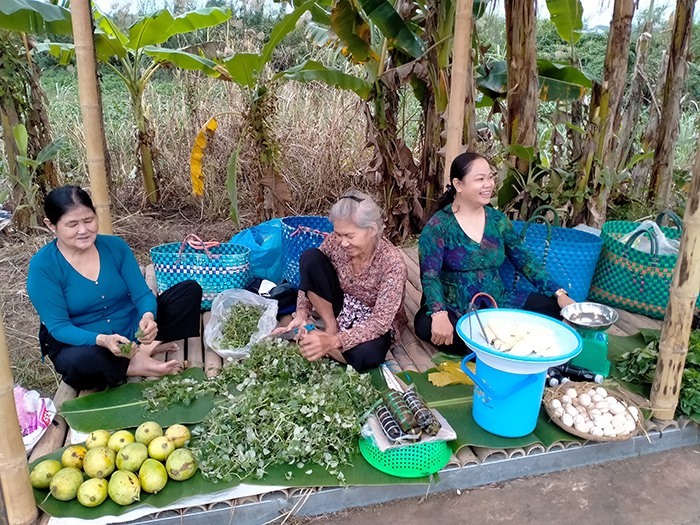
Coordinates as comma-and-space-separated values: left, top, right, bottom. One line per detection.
29, 382, 77, 462
615, 308, 663, 331
400, 329, 436, 373
202, 312, 223, 377
401, 251, 422, 293
187, 336, 204, 370
389, 342, 418, 372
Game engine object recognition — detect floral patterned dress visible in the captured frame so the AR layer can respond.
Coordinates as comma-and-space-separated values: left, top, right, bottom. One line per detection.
419, 205, 561, 316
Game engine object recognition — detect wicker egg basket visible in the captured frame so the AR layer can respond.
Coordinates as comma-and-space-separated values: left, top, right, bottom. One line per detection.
543, 382, 645, 442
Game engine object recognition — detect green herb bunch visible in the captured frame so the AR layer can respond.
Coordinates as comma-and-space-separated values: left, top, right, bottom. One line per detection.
615, 330, 700, 418
143, 376, 202, 411
220, 304, 265, 349
189, 339, 380, 484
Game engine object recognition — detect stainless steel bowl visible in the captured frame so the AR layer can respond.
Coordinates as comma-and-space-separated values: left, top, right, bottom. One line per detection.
561, 302, 619, 330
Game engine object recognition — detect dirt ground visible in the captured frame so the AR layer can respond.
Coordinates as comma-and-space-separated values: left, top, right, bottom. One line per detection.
0, 211, 234, 396
295, 446, 700, 525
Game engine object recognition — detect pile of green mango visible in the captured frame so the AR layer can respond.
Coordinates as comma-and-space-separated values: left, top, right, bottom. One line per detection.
30, 422, 197, 507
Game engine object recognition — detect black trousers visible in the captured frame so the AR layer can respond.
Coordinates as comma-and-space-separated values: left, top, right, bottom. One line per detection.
299, 248, 391, 372
414, 293, 561, 356
40, 280, 202, 391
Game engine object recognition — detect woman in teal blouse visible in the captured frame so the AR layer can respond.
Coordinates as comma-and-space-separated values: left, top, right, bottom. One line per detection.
27, 186, 202, 390
415, 152, 574, 354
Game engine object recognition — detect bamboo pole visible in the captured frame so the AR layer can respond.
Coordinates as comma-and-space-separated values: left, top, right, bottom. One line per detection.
650, 132, 700, 419
0, 312, 38, 525
71, 0, 113, 234
442, 0, 474, 188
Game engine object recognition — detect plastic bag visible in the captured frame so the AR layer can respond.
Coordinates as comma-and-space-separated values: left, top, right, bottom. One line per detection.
229, 219, 285, 283
620, 220, 680, 255
204, 288, 279, 360
13, 385, 57, 454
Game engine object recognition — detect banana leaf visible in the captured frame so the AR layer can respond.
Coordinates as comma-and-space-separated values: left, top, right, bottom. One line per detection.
398, 370, 581, 452
61, 368, 215, 432
32, 439, 427, 519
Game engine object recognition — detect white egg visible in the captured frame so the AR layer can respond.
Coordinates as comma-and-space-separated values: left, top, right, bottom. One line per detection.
589, 427, 604, 437
592, 394, 604, 403
550, 398, 562, 409
561, 394, 572, 404
587, 389, 598, 398
596, 387, 608, 397
628, 406, 640, 421
566, 388, 578, 399
554, 407, 565, 418
578, 393, 592, 407
565, 405, 579, 418
610, 402, 626, 415
576, 405, 587, 414
562, 413, 574, 427
574, 421, 591, 434
595, 401, 610, 412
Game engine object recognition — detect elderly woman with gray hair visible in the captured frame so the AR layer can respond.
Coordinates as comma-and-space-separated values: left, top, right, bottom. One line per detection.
274, 190, 408, 372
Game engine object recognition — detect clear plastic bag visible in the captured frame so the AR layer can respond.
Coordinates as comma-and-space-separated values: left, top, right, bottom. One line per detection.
13, 385, 57, 454
620, 220, 680, 255
204, 289, 278, 360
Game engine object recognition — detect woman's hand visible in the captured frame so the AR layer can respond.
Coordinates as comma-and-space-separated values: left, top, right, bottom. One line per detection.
137, 313, 158, 345
96, 333, 133, 357
271, 311, 309, 337
298, 329, 340, 361
557, 294, 575, 309
431, 311, 454, 346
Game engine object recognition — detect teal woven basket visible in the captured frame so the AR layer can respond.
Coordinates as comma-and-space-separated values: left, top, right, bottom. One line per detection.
150, 236, 251, 310
358, 438, 452, 478
588, 215, 698, 319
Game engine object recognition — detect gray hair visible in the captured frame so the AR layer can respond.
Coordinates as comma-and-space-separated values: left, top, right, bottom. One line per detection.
329, 189, 384, 237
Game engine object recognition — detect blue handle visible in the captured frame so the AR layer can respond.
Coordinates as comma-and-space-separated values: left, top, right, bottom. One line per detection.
293, 323, 316, 334
460, 353, 540, 401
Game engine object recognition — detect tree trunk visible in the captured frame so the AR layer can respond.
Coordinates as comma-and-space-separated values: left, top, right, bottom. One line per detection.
443, 0, 474, 188
0, 313, 37, 525
588, 0, 635, 226
647, 0, 695, 208
131, 89, 159, 205
505, 0, 538, 174
630, 50, 668, 198
650, 131, 700, 420
72, 0, 113, 234
614, 26, 653, 173
23, 34, 59, 194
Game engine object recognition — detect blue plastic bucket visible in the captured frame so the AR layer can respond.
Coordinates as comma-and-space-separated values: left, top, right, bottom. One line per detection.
461, 353, 546, 437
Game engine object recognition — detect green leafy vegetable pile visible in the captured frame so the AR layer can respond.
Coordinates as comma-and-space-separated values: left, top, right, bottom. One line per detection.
616, 330, 700, 418
143, 339, 380, 484
220, 304, 265, 348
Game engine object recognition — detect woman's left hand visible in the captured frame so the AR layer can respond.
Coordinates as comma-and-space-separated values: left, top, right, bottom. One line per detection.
137, 313, 158, 345
298, 330, 340, 362
557, 294, 575, 309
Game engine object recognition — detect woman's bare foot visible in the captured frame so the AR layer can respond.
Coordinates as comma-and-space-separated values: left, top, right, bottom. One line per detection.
138, 341, 178, 357
127, 351, 183, 378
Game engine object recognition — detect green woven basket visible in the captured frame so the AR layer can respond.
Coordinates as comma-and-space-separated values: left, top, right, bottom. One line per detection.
358, 437, 452, 478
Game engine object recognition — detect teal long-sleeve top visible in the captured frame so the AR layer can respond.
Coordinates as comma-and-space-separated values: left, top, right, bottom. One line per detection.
27, 234, 156, 347
418, 205, 561, 316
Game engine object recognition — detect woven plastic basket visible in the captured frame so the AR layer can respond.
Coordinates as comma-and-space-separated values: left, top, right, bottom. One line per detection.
358, 437, 452, 478
500, 207, 603, 305
281, 216, 333, 288
150, 236, 251, 310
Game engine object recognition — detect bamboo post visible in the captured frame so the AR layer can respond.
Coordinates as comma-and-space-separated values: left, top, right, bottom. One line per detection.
0, 312, 38, 525
71, 0, 113, 234
442, 0, 474, 188
650, 132, 700, 419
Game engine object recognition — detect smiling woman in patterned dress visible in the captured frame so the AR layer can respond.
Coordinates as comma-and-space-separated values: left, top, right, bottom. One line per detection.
414, 152, 575, 355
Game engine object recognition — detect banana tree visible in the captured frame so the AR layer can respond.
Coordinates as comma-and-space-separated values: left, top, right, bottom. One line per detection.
7, 5, 232, 204
275, 0, 430, 239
